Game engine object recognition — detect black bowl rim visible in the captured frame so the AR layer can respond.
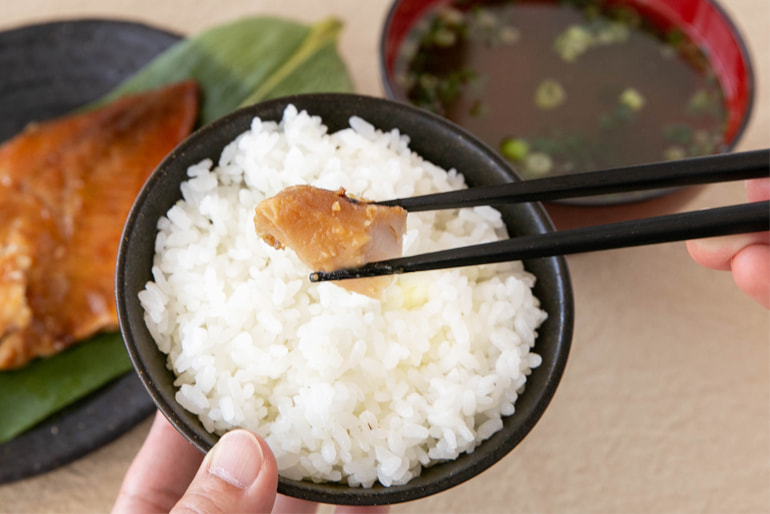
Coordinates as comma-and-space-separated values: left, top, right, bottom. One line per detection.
116, 92, 574, 505
377, 0, 756, 206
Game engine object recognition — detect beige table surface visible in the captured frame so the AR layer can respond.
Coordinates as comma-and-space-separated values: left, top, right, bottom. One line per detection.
1, 1, 768, 512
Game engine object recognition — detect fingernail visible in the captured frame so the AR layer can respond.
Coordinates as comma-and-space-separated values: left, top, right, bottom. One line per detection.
207, 430, 263, 489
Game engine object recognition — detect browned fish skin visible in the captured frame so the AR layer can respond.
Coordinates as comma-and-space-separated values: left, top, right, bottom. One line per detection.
0, 81, 199, 369
254, 185, 407, 298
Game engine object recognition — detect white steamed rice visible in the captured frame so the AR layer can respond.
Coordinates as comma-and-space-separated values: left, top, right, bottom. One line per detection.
139, 105, 547, 488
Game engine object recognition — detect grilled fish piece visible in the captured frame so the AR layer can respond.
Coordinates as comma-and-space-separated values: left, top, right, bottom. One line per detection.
0, 80, 199, 369
254, 185, 407, 298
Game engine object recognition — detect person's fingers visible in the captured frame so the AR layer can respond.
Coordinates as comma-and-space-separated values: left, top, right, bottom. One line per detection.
731, 243, 770, 309
113, 412, 204, 513
745, 178, 770, 203
686, 177, 770, 309
170, 429, 278, 514
686, 232, 768, 271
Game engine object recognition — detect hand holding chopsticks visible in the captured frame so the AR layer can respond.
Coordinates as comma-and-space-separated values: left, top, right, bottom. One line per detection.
310, 150, 769, 282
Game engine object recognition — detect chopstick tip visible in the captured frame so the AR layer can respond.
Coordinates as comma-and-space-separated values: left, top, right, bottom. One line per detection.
308, 271, 327, 282
310, 262, 403, 282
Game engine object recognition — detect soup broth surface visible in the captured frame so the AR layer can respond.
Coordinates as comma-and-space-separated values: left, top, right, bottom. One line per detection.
394, 0, 727, 178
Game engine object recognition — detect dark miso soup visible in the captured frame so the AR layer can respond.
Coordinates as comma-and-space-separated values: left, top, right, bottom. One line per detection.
393, 0, 727, 179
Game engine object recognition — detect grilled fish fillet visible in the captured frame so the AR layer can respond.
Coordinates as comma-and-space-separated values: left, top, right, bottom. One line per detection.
254, 185, 407, 298
0, 80, 199, 369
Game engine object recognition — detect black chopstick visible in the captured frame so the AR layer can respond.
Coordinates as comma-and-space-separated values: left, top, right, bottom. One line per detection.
309, 201, 770, 281
375, 149, 769, 211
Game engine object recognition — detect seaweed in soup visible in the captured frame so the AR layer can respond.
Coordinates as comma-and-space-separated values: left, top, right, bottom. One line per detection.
394, 0, 727, 178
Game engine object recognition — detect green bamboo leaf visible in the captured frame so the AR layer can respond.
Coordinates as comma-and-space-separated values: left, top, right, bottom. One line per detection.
96, 16, 354, 124
240, 18, 350, 104
2, 16, 353, 444
0, 333, 132, 443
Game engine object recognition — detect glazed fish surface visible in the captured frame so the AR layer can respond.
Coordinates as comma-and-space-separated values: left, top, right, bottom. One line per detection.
254, 185, 407, 298
0, 81, 199, 369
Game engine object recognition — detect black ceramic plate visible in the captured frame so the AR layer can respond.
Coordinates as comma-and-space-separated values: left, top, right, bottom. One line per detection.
0, 19, 181, 484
